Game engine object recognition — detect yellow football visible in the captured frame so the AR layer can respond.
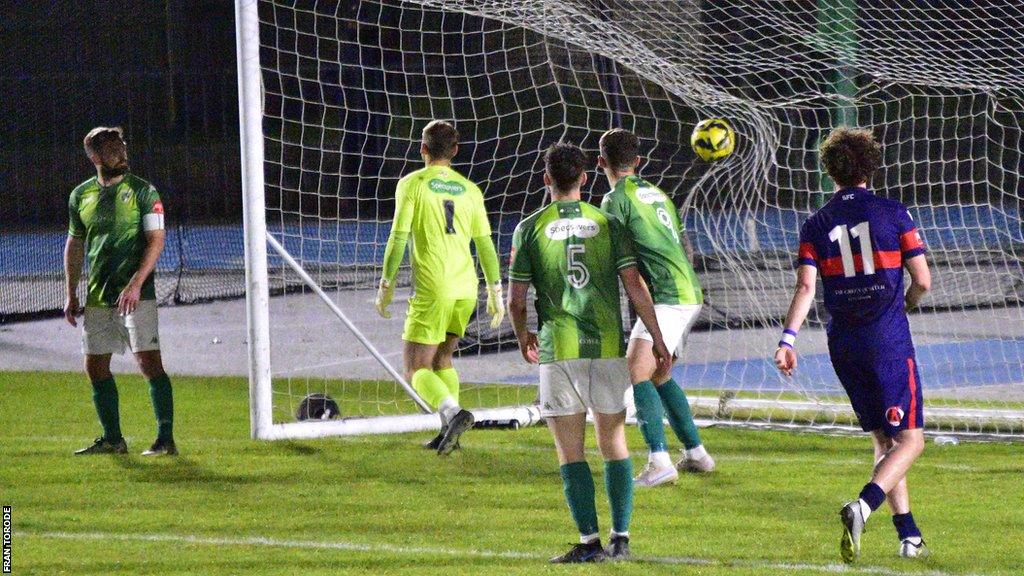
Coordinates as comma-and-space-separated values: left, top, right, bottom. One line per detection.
690, 118, 736, 162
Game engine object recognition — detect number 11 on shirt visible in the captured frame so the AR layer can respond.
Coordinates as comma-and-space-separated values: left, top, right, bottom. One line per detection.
829, 221, 874, 277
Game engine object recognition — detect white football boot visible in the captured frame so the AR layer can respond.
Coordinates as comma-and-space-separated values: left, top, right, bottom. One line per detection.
633, 460, 679, 487
676, 446, 716, 473
899, 538, 929, 558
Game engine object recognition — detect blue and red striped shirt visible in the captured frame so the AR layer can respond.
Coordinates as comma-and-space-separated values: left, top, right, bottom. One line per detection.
796, 187, 926, 359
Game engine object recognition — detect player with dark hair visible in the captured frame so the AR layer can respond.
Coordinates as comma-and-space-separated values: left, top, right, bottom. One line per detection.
65, 126, 177, 456
775, 127, 931, 562
508, 142, 671, 562
376, 120, 504, 454
598, 128, 714, 487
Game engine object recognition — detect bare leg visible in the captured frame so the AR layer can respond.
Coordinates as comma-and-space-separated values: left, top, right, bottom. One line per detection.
431, 334, 460, 371
871, 428, 925, 495
593, 410, 628, 461
547, 412, 588, 465
625, 338, 657, 385
872, 430, 911, 515
134, 349, 165, 379
404, 341, 440, 383
85, 353, 113, 382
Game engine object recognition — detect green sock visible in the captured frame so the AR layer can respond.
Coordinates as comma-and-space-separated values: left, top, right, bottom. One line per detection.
434, 367, 460, 404
91, 377, 122, 442
560, 461, 599, 538
148, 373, 174, 441
632, 380, 668, 453
604, 458, 634, 534
412, 369, 452, 410
656, 378, 702, 449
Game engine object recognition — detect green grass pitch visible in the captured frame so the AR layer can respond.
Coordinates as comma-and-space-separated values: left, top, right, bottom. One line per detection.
2, 371, 1022, 576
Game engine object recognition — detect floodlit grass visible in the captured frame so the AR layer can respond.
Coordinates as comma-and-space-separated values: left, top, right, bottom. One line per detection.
2, 371, 1022, 575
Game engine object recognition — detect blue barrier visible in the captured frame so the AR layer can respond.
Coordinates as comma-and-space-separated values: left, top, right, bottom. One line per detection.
3, 205, 1020, 275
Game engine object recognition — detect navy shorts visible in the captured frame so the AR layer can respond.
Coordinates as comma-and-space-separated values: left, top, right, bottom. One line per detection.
831, 355, 924, 437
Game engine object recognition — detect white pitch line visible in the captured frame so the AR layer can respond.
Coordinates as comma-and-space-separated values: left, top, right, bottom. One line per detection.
21, 531, 989, 576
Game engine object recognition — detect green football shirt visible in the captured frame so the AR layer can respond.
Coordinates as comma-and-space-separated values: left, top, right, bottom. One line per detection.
392, 165, 491, 301
509, 200, 636, 363
68, 174, 164, 307
600, 175, 702, 306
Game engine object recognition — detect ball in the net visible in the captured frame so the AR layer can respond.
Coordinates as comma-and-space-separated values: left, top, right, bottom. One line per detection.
691, 118, 735, 162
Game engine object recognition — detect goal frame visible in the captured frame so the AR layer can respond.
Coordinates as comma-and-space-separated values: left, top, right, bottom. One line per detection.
236, 0, 541, 440
237, 0, 1023, 441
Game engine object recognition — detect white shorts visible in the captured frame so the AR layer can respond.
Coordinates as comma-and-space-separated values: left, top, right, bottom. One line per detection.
629, 304, 702, 357
82, 300, 161, 356
538, 358, 631, 417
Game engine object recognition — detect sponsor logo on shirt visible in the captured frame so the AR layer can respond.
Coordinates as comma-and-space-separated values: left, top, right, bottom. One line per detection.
886, 406, 905, 427
427, 178, 466, 195
634, 187, 666, 204
544, 218, 599, 240
121, 190, 132, 203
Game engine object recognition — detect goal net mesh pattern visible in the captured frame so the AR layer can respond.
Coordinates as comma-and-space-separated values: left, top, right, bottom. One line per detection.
256, 0, 1024, 436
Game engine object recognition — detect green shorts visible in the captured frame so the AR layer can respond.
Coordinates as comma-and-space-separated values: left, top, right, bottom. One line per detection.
402, 297, 476, 345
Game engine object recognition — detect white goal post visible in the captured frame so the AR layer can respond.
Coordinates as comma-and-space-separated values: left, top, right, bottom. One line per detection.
238, 0, 1024, 441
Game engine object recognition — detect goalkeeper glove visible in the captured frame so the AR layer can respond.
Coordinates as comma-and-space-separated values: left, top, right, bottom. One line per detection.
486, 282, 504, 329
375, 278, 394, 318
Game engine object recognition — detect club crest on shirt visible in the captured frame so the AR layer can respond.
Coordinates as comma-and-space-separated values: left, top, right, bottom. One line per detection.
886, 406, 905, 427
544, 218, 599, 240
121, 190, 132, 203
634, 187, 666, 204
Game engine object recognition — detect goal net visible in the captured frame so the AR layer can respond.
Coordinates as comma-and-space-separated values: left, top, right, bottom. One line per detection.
239, 0, 1024, 440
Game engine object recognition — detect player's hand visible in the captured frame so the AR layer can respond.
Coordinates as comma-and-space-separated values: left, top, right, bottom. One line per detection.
651, 337, 672, 382
116, 282, 141, 316
486, 283, 504, 329
64, 294, 82, 327
518, 332, 539, 364
774, 346, 797, 376
375, 278, 394, 318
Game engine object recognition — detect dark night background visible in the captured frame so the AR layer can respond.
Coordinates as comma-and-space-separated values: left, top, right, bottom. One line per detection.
1, 1, 1021, 326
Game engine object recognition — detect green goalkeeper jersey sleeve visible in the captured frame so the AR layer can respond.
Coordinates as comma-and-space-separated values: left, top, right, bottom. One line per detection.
391, 165, 490, 301
509, 200, 635, 363
600, 175, 703, 306
68, 173, 164, 307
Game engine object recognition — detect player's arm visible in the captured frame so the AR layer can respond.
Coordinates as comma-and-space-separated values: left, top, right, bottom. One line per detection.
609, 216, 671, 376
64, 194, 86, 326
376, 179, 415, 318
118, 188, 166, 315
471, 190, 504, 328
620, 265, 671, 379
898, 208, 930, 310
506, 224, 537, 363
64, 236, 85, 326
507, 280, 538, 364
903, 254, 931, 310
774, 264, 818, 376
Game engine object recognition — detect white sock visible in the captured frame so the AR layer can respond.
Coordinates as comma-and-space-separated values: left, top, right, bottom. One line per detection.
580, 532, 599, 544
649, 451, 673, 468
857, 498, 873, 522
903, 535, 922, 544
438, 396, 460, 423
686, 444, 708, 460
610, 530, 629, 539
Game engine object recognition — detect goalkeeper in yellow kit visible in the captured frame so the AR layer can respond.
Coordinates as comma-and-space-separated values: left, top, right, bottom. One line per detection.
375, 120, 503, 455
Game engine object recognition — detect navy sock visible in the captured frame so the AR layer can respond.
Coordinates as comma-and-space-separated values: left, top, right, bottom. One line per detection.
859, 482, 886, 511
892, 512, 921, 540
